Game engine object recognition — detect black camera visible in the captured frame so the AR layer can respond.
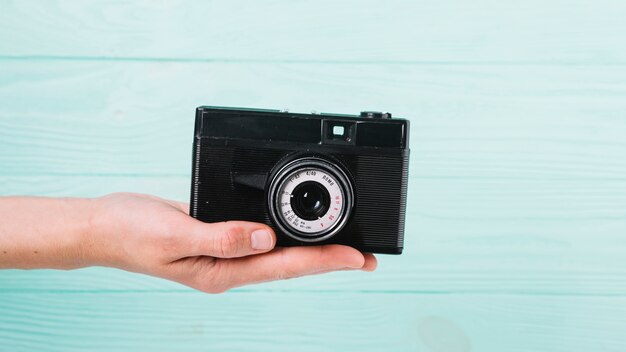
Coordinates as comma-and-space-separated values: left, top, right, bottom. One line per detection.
190, 106, 410, 254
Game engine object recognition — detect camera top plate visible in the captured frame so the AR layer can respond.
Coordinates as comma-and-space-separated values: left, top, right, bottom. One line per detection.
195, 106, 409, 149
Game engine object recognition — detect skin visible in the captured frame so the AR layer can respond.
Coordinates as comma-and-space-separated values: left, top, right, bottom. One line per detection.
0, 193, 377, 293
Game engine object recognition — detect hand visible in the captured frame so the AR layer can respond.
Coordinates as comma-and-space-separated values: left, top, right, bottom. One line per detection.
86, 193, 377, 293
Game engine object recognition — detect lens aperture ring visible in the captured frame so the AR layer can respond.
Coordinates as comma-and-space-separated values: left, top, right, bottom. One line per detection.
268, 158, 354, 242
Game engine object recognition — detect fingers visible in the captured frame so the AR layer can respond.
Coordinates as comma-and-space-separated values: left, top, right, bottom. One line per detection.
308, 253, 377, 276
183, 220, 276, 258
362, 253, 378, 272
212, 245, 368, 290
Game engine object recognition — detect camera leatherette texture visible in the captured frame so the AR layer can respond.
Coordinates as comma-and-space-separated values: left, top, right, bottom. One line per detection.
190, 108, 409, 254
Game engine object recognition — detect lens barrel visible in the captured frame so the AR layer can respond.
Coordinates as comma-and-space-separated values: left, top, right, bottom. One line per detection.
268, 157, 354, 242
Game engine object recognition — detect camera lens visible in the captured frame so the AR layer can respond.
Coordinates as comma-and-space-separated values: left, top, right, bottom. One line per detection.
291, 181, 330, 220
268, 157, 354, 242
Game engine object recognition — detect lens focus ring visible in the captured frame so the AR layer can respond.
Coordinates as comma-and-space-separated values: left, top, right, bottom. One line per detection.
268, 158, 354, 242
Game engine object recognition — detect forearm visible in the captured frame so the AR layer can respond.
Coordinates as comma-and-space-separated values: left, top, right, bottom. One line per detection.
0, 196, 94, 269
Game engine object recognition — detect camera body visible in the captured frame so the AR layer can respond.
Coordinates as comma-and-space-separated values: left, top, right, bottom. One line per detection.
190, 106, 410, 254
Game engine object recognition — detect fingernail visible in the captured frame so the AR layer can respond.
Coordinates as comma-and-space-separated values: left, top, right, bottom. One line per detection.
251, 229, 273, 250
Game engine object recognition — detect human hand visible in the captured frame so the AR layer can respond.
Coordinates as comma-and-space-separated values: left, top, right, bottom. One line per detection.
85, 193, 377, 293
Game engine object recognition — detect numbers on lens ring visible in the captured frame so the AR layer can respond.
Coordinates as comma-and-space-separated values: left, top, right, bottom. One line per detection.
305, 170, 316, 176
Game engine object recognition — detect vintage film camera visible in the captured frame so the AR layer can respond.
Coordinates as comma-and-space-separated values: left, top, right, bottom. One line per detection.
190, 107, 409, 254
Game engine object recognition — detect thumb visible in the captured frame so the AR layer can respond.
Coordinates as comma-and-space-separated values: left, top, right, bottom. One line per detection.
187, 220, 276, 258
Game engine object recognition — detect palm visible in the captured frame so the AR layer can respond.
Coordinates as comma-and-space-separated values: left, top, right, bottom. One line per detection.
92, 193, 376, 293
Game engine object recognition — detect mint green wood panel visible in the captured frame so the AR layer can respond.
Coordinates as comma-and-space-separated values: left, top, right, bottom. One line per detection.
1, 0, 626, 350
2, 61, 626, 176
2, 292, 626, 352
1, 0, 626, 63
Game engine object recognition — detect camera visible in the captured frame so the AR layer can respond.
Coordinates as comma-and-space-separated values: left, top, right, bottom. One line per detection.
189, 106, 410, 254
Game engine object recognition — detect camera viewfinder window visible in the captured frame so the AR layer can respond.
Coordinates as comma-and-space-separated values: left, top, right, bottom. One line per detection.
333, 125, 345, 136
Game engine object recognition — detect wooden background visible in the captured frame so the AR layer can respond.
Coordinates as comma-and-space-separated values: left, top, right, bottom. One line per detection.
1, 0, 626, 350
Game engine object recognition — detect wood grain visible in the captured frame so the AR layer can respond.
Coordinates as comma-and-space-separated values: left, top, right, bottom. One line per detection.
1, 292, 625, 352
1, 0, 625, 63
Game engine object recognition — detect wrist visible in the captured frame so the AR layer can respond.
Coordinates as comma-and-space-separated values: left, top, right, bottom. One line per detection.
78, 195, 115, 268
80, 194, 131, 269
60, 197, 99, 269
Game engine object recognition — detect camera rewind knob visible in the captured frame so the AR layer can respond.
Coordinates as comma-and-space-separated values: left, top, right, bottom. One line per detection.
360, 111, 392, 119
